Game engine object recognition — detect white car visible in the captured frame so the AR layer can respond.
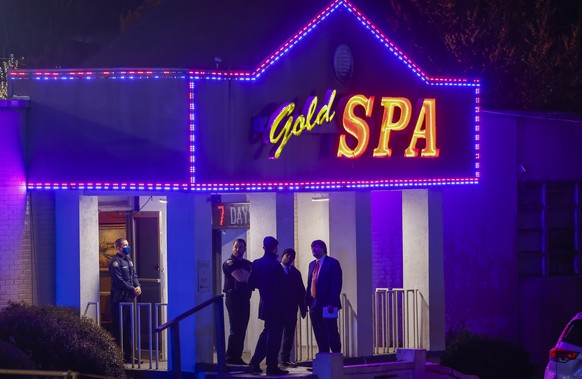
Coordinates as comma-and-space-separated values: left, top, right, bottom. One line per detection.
545, 312, 582, 378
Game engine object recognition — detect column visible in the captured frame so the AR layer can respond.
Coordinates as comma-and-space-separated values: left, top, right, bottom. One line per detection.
329, 191, 373, 357
166, 192, 213, 371
402, 189, 445, 351
55, 192, 99, 316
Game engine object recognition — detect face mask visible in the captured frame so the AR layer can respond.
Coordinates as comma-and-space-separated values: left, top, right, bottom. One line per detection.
122, 246, 131, 255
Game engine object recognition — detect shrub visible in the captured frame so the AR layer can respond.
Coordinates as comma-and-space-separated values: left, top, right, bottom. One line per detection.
0, 302, 126, 378
0, 339, 36, 369
441, 326, 535, 379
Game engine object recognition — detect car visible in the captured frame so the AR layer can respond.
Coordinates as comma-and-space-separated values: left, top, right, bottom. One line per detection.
545, 312, 582, 378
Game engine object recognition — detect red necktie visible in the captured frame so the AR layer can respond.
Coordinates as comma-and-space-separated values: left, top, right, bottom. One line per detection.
311, 260, 320, 298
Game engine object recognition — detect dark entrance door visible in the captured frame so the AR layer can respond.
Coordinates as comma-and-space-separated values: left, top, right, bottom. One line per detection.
133, 211, 162, 353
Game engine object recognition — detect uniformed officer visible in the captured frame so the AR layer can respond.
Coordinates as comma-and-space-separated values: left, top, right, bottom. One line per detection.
109, 238, 141, 363
222, 239, 253, 365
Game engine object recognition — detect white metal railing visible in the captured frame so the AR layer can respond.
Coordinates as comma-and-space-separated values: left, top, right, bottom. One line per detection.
89, 288, 420, 369
293, 293, 350, 360
83, 301, 100, 324
119, 301, 168, 370
294, 289, 422, 360
85, 300, 167, 370
373, 288, 420, 354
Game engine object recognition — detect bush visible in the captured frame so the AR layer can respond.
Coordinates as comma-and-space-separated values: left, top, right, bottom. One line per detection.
441, 326, 535, 379
0, 338, 36, 369
0, 302, 126, 378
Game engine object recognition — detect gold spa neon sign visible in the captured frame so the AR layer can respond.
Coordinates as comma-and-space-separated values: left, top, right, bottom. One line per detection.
267, 89, 440, 159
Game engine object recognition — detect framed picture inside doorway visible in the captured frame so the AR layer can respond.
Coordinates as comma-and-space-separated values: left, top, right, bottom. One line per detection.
99, 223, 126, 270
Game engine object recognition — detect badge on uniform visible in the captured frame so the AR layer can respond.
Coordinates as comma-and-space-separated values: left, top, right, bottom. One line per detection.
112, 261, 119, 267
227, 259, 233, 266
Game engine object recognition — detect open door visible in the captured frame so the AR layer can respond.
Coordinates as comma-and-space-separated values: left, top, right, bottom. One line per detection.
133, 211, 163, 355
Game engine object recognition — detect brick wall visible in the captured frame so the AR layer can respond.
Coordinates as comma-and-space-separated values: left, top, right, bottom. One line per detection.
0, 100, 32, 309
371, 191, 403, 290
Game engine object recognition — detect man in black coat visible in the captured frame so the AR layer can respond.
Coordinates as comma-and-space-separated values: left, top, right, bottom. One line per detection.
222, 239, 252, 365
279, 248, 307, 367
305, 239, 343, 354
247, 236, 289, 376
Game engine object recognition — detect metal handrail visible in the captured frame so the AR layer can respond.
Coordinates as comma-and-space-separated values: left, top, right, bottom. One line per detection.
83, 301, 100, 325
137, 302, 153, 369
0, 368, 116, 378
119, 302, 135, 367
154, 303, 168, 370
154, 294, 225, 379
373, 288, 421, 354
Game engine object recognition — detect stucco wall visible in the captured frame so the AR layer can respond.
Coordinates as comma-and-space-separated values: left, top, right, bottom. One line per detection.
516, 115, 582, 367
442, 114, 519, 340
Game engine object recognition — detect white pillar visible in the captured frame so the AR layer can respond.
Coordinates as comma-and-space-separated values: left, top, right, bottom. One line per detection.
402, 189, 445, 351
247, 192, 277, 348
329, 191, 373, 357
55, 192, 99, 317
166, 193, 213, 371
276, 192, 295, 251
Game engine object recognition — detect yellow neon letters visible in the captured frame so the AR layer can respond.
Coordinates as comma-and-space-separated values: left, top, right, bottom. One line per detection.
373, 98, 412, 157
337, 96, 439, 159
337, 95, 374, 158
404, 99, 439, 157
267, 91, 439, 159
267, 90, 336, 159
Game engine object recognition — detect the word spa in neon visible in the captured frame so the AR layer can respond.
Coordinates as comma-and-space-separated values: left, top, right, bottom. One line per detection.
338, 96, 439, 159
266, 90, 337, 159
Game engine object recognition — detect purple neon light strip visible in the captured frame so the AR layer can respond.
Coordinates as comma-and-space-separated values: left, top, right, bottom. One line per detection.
189, 80, 196, 183
13, 0, 480, 192
27, 178, 478, 191
184, 0, 480, 87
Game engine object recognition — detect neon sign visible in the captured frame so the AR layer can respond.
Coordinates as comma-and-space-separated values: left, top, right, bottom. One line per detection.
212, 202, 250, 229
12, 0, 480, 192
267, 90, 336, 159
267, 91, 440, 160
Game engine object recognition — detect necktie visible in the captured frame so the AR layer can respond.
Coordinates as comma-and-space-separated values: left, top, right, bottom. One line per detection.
311, 260, 320, 298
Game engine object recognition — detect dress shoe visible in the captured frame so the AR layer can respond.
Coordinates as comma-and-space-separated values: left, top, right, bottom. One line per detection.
266, 367, 289, 376
280, 360, 298, 367
248, 363, 263, 374
226, 357, 248, 365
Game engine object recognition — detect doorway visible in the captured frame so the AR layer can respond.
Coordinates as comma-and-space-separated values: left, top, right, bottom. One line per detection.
97, 195, 167, 359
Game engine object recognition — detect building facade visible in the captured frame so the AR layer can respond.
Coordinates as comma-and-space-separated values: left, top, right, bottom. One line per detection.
1, 0, 581, 373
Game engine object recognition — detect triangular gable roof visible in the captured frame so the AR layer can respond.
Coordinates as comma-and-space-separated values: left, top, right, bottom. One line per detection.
184, 0, 478, 87
11, 0, 480, 192
81, 0, 466, 78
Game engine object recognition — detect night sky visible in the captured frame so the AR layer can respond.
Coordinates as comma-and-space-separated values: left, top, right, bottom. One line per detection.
1, 0, 580, 111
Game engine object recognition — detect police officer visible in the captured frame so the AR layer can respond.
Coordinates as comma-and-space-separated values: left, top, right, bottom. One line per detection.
222, 239, 252, 365
109, 238, 141, 363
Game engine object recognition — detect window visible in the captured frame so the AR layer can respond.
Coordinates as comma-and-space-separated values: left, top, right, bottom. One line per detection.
518, 182, 581, 277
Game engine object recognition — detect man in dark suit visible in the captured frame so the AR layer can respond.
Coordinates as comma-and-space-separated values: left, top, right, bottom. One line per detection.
247, 236, 289, 376
279, 248, 307, 367
305, 239, 343, 354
